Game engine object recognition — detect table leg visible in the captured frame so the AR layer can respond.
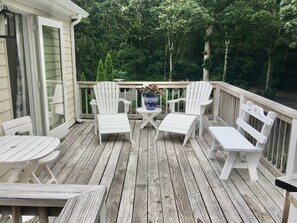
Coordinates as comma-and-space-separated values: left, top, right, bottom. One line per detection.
140, 113, 158, 129
18, 164, 40, 183
282, 191, 290, 223
7, 168, 23, 183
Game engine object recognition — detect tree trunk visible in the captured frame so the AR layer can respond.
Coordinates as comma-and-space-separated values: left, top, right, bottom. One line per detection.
164, 40, 167, 81
169, 41, 173, 81
265, 54, 272, 90
169, 49, 173, 81
223, 39, 230, 82
203, 26, 213, 81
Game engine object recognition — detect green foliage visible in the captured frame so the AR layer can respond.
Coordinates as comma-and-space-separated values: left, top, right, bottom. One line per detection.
202, 57, 212, 70
72, 0, 297, 93
105, 52, 114, 81
80, 72, 87, 113
80, 72, 86, 81
96, 59, 105, 81
257, 88, 276, 100
280, 0, 297, 48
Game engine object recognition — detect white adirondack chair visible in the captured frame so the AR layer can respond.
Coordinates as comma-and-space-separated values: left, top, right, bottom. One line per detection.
50, 83, 64, 115
1, 116, 59, 184
208, 101, 276, 181
90, 82, 132, 145
155, 81, 213, 146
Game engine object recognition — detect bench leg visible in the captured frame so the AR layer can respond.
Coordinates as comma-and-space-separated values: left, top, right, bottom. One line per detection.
245, 152, 261, 181
220, 151, 237, 180
208, 139, 219, 159
282, 191, 290, 223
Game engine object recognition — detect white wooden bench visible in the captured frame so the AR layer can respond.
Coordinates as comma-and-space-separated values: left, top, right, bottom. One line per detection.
208, 101, 276, 181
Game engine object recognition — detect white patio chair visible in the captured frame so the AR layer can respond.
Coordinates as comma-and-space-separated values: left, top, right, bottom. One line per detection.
208, 101, 276, 181
90, 82, 132, 145
1, 116, 59, 184
155, 81, 213, 146
50, 83, 64, 115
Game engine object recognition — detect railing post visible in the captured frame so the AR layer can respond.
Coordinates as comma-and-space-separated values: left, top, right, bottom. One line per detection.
213, 85, 220, 122
286, 119, 297, 174
239, 94, 246, 118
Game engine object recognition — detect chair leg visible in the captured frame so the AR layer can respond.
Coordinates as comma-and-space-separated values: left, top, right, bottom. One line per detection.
199, 115, 203, 136
154, 130, 160, 142
245, 152, 261, 181
99, 133, 102, 145
220, 151, 237, 180
129, 132, 133, 144
31, 165, 58, 184
183, 126, 195, 146
30, 172, 42, 184
44, 165, 58, 184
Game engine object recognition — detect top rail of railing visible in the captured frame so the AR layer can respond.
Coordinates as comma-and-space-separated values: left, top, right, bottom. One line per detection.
0, 183, 106, 223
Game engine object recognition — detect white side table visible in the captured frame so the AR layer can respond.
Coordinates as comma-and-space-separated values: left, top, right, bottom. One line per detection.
136, 107, 162, 129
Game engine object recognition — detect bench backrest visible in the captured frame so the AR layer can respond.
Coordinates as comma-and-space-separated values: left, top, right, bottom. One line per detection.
236, 101, 276, 150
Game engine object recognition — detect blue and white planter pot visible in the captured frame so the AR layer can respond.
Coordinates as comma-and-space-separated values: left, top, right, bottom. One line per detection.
144, 95, 158, 110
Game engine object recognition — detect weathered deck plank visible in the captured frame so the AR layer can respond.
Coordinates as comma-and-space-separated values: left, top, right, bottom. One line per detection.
1, 120, 284, 223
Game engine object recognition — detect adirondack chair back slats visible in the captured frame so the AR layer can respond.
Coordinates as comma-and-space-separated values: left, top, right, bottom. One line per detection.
156, 81, 213, 144
94, 82, 119, 114
92, 82, 132, 145
185, 81, 212, 115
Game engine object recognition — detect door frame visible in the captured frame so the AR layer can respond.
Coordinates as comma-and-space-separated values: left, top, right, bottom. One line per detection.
22, 15, 44, 135
37, 16, 68, 138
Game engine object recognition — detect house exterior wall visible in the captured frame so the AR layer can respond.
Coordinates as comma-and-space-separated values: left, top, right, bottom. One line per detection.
0, 1, 77, 133
0, 39, 13, 130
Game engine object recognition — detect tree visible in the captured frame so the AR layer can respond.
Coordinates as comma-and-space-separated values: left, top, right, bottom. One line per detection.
199, 0, 232, 81
105, 53, 114, 81
280, 0, 297, 48
96, 59, 105, 81
154, 0, 210, 81
80, 72, 86, 81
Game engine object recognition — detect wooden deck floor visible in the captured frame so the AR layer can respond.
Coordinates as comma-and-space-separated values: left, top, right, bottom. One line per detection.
50, 120, 283, 223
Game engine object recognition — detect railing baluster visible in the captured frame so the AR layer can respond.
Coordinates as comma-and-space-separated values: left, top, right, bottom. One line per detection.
177, 89, 180, 112
12, 207, 22, 223
280, 122, 288, 172
286, 119, 297, 174
84, 88, 88, 115
38, 207, 49, 223
165, 89, 169, 114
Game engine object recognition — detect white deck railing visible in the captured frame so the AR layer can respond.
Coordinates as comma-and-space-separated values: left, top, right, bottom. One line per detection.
0, 183, 106, 223
78, 81, 297, 176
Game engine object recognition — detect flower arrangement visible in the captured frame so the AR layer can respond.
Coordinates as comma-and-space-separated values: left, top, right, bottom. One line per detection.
140, 84, 162, 97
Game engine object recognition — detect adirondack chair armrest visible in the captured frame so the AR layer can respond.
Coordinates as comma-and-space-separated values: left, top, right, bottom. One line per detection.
168, 98, 185, 112
199, 99, 213, 114
119, 98, 131, 113
90, 99, 97, 115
